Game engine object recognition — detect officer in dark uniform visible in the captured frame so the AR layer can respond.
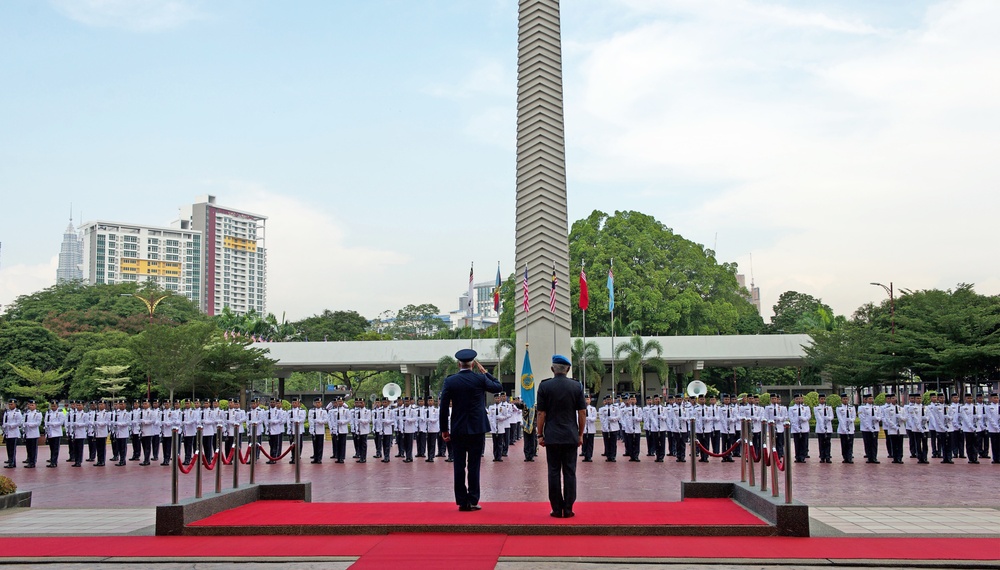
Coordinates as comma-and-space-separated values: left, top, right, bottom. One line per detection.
536, 355, 586, 518
439, 348, 503, 512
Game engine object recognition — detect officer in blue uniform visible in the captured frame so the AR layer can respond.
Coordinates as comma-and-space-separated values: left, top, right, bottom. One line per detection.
439, 348, 503, 512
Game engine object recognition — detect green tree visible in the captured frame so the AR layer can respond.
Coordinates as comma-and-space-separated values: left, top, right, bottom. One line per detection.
293, 309, 369, 341
569, 210, 760, 337
63, 331, 130, 374
5, 363, 72, 404
614, 334, 667, 396
130, 321, 215, 400
770, 291, 841, 333
0, 322, 68, 394
571, 338, 604, 395
195, 336, 277, 399
69, 347, 136, 401
93, 365, 130, 402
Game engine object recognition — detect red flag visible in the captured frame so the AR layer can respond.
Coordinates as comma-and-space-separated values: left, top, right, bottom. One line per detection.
579, 269, 589, 311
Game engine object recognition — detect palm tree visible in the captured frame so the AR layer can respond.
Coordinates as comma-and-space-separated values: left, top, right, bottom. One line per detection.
613, 334, 667, 397
494, 336, 516, 377
571, 338, 604, 395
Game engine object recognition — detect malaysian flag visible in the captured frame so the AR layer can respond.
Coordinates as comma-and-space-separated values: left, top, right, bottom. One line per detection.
579, 268, 589, 311
522, 264, 529, 313
493, 263, 501, 313
549, 266, 557, 313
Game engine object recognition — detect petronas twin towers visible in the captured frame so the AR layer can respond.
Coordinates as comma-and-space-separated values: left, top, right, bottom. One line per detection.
514, 0, 571, 378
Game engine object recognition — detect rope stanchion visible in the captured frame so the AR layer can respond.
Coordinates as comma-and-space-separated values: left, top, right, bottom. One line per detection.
220, 447, 237, 466
694, 439, 741, 458
747, 442, 762, 463
239, 445, 254, 465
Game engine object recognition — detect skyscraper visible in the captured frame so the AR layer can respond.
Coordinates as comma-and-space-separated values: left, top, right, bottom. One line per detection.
56, 218, 83, 283
176, 195, 266, 316
79, 221, 203, 306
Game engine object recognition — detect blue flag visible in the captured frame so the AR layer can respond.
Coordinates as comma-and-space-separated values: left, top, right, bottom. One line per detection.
520, 348, 535, 409
607, 267, 615, 313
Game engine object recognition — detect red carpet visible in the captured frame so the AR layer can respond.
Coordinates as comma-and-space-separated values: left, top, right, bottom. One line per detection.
501, 535, 1000, 560
190, 498, 767, 528
0, 535, 997, 562
349, 533, 506, 569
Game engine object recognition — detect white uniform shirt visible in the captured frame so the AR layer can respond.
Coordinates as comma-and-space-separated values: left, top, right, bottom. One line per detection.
813, 404, 833, 434
44, 409, 65, 438
308, 407, 328, 436
92, 410, 111, 438
22, 410, 42, 439
836, 404, 856, 435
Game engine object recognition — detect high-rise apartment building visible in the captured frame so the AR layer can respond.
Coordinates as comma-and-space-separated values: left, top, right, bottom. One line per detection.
176, 195, 266, 316
737, 273, 761, 315
56, 218, 83, 283
79, 221, 203, 305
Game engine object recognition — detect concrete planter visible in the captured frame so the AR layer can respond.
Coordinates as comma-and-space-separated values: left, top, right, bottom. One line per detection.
0, 491, 32, 510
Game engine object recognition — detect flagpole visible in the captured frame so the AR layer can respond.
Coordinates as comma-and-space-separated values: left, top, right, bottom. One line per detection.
469, 261, 474, 348
581, 260, 587, 393
610, 258, 615, 402
551, 262, 556, 352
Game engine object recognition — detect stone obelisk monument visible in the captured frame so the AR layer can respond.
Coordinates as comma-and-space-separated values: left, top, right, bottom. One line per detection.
515, 0, 571, 390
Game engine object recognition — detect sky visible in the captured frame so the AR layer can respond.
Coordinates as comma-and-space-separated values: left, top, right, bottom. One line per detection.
1, 0, 998, 323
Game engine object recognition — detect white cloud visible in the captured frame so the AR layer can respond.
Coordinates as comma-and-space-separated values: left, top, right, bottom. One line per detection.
0, 258, 58, 315
50, 0, 203, 31
565, 0, 1000, 320
204, 182, 413, 321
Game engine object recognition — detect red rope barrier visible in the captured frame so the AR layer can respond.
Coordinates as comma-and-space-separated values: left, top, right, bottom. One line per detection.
239, 445, 254, 465
747, 442, 763, 463
772, 450, 785, 472
220, 447, 237, 466
201, 450, 220, 471
177, 453, 199, 475
255, 442, 294, 462
694, 440, 742, 458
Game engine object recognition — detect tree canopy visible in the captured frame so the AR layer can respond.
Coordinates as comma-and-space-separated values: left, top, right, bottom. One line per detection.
568, 210, 762, 337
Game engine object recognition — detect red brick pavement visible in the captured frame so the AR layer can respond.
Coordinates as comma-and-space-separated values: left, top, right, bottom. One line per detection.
5, 439, 997, 508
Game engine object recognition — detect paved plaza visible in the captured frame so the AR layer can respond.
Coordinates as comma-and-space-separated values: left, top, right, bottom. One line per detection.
2, 439, 997, 540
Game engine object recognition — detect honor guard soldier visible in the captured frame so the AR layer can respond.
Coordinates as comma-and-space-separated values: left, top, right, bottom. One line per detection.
415, 398, 428, 458
112, 401, 132, 466
85, 401, 98, 462
882, 393, 905, 464
180, 400, 198, 463
521, 403, 538, 462
19, 401, 41, 468
372, 399, 385, 459
425, 397, 441, 461
718, 394, 737, 462
201, 400, 220, 461
331, 397, 351, 463
789, 393, 812, 463
975, 393, 989, 459
353, 398, 372, 462
986, 393, 1000, 463
70, 401, 91, 467
926, 392, 943, 458
907, 393, 930, 463
489, 395, 504, 462
159, 400, 179, 465
380, 398, 397, 463
264, 400, 286, 464
947, 394, 964, 459
598, 395, 620, 461
149, 399, 162, 462
128, 400, 142, 461
708, 396, 722, 456
958, 394, 980, 463
859, 394, 881, 463
694, 395, 713, 462
928, 392, 952, 463
308, 398, 328, 463
812, 394, 833, 463
623, 394, 642, 462
642, 396, 656, 457
286, 398, 306, 464
139, 400, 156, 465
44, 403, 65, 467
835, 393, 856, 463
92, 401, 111, 467
247, 399, 266, 460
401, 397, 419, 462
581, 395, 597, 462
500, 393, 515, 453
766, 394, 789, 458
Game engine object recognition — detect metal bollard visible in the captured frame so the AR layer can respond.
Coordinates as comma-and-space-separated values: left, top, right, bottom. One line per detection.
215, 425, 223, 494
740, 420, 747, 483
249, 423, 257, 485
747, 420, 755, 488
761, 421, 770, 493
784, 423, 792, 504
294, 423, 302, 484
689, 418, 696, 482
171, 429, 180, 505
195, 426, 203, 499
770, 423, 779, 498
232, 431, 240, 489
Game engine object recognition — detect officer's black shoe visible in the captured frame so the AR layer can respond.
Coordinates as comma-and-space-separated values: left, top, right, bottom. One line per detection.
116, 462, 126, 466
582, 458, 592, 462
161, 462, 170, 466
335, 460, 345, 464
95, 462, 105, 467
942, 460, 953, 464
426, 459, 434, 462
549, 511, 563, 518
140, 461, 150, 466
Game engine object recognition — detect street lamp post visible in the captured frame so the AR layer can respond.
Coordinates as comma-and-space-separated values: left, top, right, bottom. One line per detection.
122, 292, 169, 399
871, 282, 895, 394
